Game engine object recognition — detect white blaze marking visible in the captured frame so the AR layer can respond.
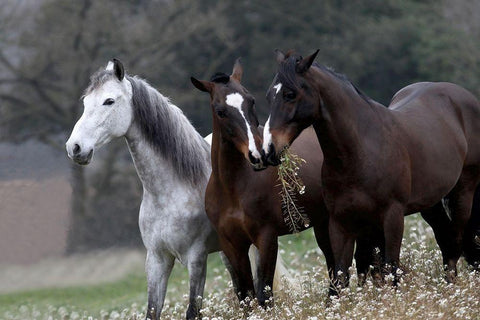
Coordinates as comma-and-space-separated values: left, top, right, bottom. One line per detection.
262, 116, 272, 152
273, 83, 282, 95
225, 93, 261, 159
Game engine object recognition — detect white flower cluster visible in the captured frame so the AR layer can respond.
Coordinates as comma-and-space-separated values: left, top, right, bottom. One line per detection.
3, 217, 479, 320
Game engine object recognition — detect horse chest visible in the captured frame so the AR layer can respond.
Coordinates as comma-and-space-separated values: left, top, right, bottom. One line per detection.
139, 190, 204, 248
324, 183, 387, 222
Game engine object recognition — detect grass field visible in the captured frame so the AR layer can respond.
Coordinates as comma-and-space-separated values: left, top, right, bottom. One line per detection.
1, 216, 480, 319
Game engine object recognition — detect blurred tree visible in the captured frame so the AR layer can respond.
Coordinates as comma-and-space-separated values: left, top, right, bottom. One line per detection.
219, 0, 480, 110
0, 0, 238, 252
2, 0, 480, 253
414, 0, 480, 97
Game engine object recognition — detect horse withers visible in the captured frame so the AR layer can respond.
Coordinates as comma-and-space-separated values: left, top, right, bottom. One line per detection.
262, 50, 480, 289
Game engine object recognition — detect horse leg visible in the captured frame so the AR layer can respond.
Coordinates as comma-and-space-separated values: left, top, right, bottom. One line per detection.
463, 185, 480, 269
145, 250, 175, 320
382, 204, 404, 285
355, 230, 385, 286
220, 252, 244, 295
313, 223, 335, 283
421, 201, 457, 280
254, 230, 277, 308
445, 183, 476, 282
328, 217, 355, 295
185, 250, 208, 320
219, 236, 255, 302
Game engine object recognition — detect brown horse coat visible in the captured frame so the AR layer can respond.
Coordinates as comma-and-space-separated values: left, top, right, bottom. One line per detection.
264, 50, 480, 288
192, 63, 336, 304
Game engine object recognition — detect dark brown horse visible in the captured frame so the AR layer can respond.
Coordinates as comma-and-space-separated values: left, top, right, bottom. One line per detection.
191, 60, 381, 305
262, 50, 480, 288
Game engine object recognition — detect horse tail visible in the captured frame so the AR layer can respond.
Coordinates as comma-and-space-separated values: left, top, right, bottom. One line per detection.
464, 185, 480, 268
248, 245, 297, 293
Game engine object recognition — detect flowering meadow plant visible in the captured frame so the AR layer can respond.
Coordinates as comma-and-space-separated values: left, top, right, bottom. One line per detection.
3, 217, 480, 320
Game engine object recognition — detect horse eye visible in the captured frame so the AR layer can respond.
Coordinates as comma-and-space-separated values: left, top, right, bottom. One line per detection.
216, 109, 227, 118
103, 98, 115, 106
284, 91, 296, 101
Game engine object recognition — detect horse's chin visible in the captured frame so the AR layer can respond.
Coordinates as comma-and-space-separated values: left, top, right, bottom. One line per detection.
74, 158, 91, 166
251, 163, 268, 171
72, 150, 94, 165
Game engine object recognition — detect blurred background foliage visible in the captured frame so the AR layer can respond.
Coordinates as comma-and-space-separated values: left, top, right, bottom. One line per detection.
1, 0, 479, 252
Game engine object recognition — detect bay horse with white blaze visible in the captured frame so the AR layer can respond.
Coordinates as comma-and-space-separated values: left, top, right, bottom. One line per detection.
262, 50, 480, 289
191, 59, 381, 305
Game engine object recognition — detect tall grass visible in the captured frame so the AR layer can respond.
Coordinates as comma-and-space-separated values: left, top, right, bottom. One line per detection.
2, 216, 479, 319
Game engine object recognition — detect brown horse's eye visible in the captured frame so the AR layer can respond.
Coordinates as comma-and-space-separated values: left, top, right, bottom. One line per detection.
216, 109, 227, 118
284, 91, 296, 101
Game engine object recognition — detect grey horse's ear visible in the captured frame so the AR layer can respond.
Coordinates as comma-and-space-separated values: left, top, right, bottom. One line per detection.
231, 58, 243, 82
296, 49, 319, 73
112, 58, 125, 81
275, 49, 286, 64
191, 77, 214, 93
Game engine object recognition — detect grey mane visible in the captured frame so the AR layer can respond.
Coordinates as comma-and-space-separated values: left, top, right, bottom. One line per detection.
127, 75, 210, 185
85, 69, 210, 185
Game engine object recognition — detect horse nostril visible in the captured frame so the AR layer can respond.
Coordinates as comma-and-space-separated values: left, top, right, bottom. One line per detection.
260, 149, 266, 161
248, 151, 259, 164
266, 144, 280, 166
267, 143, 275, 158
73, 144, 81, 155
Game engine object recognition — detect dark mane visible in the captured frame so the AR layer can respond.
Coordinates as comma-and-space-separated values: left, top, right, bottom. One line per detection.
277, 54, 372, 104
127, 75, 210, 185
210, 72, 230, 84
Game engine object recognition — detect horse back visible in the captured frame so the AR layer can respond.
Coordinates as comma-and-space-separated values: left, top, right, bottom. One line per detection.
388, 82, 480, 210
390, 82, 480, 161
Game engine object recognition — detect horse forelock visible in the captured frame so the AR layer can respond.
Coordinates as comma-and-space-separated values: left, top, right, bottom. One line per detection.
277, 55, 302, 90
210, 72, 230, 84
83, 69, 117, 97
127, 75, 210, 185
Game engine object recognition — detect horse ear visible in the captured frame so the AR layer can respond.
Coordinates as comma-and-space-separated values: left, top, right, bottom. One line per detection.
296, 49, 319, 73
275, 49, 286, 64
231, 58, 243, 82
106, 61, 114, 71
295, 49, 320, 73
112, 58, 125, 81
191, 77, 214, 93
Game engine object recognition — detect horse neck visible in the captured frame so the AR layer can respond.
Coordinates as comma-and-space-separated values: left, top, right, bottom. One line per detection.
210, 122, 250, 194
310, 67, 386, 170
123, 78, 210, 195
125, 126, 183, 195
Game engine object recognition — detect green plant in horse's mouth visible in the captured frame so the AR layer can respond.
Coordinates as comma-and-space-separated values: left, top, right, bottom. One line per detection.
277, 148, 310, 233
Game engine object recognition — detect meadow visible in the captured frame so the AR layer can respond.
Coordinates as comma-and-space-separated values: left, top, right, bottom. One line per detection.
1, 215, 479, 320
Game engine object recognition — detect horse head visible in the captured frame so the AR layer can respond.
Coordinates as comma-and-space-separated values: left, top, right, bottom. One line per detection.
66, 59, 133, 165
263, 49, 320, 166
191, 59, 266, 171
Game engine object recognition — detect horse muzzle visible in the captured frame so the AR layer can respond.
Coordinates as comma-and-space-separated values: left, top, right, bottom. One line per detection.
264, 143, 281, 166
67, 142, 94, 165
248, 150, 268, 171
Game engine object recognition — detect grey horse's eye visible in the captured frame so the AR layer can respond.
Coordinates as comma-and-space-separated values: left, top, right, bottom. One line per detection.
103, 98, 115, 106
